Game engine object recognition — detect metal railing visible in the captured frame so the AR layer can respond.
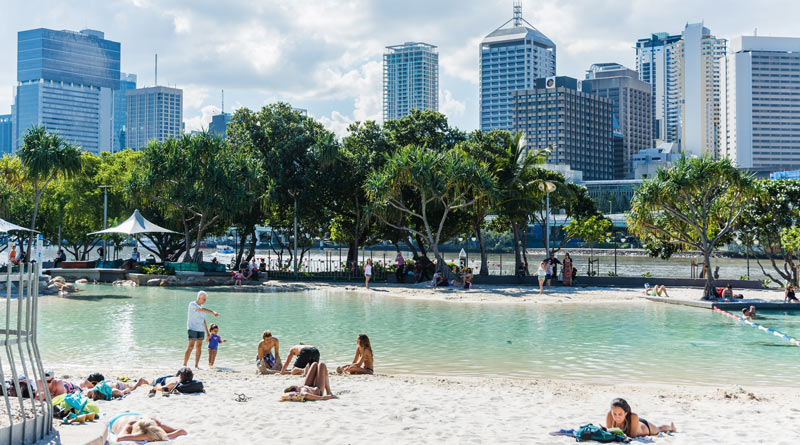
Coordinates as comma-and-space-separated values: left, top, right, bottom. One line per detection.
1, 263, 52, 444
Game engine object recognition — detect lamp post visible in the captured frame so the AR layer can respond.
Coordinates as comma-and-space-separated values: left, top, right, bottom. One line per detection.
292, 160, 300, 277
99, 185, 110, 263
538, 181, 556, 257
751, 238, 759, 279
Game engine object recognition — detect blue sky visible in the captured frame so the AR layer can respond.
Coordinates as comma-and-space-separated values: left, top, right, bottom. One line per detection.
0, 0, 797, 138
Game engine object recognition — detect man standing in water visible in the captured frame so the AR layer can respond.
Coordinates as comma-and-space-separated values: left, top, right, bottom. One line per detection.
184, 290, 219, 369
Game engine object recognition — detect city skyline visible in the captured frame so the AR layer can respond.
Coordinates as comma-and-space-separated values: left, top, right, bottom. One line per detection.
0, 0, 797, 138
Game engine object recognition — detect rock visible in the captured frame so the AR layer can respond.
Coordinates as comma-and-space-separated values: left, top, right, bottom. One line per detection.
166, 276, 179, 284
146, 278, 162, 286
113, 280, 137, 287
61, 284, 77, 293
75, 278, 89, 284
159, 279, 168, 286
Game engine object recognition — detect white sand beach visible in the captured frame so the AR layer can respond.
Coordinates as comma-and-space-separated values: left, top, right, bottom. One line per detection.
50, 366, 800, 444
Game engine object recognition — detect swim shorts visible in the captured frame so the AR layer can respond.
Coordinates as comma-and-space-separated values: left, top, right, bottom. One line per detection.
188, 329, 205, 340
293, 347, 320, 369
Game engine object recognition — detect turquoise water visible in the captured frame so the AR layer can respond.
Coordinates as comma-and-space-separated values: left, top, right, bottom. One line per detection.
6, 286, 800, 386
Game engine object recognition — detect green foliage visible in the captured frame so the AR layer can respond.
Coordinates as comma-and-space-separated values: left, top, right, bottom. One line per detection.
141, 265, 171, 275
565, 215, 612, 248
641, 271, 651, 278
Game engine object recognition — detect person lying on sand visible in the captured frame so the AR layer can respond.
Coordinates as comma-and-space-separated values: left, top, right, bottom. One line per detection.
606, 398, 675, 437
35, 370, 81, 401
337, 333, 373, 375
148, 367, 193, 396
86, 378, 149, 400
280, 344, 320, 375
281, 362, 338, 401
257, 330, 282, 374
108, 412, 187, 442
643, 284, 669, 297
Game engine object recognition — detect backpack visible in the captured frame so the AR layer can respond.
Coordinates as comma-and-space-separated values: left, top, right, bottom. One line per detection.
175, 380, 204, 394
574, 424, 626, 443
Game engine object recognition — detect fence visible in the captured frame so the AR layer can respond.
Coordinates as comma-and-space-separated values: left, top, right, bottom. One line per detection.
1, 263, 52, 444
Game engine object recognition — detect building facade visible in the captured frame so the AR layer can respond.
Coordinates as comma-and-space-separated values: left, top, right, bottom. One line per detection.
209, 112, 232, 137
635, 32, 682, 143
383, 42, 438, 121
585, 64, 653, 178
113, 73, 137, 151
513, 76, 614, 180
125, 86, 183, 150
12, 28, 120, 153
720, 36, 800, 171
0, 114, 11, 154
480, 4, 555, 131
677, 23, 726, 158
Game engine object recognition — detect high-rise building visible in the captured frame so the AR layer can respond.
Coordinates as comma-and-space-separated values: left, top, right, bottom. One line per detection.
113, 73, 137, 151
585, 64, 653, 178
480, 4, 556, 132
720, 36, 800, 171
11, 28, 120, 153
383, 42, 439, 121
209, 112, 232, 137
513, 76, 614, 180
126, 86, 183, 150
635, 32, 682, 143
0, 114, 12, 154
677, 23, 726, 158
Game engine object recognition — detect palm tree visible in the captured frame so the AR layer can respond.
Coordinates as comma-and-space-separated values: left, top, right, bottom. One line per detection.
17, 126, 83, 257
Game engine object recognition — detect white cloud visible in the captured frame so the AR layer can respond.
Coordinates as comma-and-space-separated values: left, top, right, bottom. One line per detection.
184, 104, 220, 132
440, 36, 482, 85
439, 89, 466, 120
316, 111, 354, 138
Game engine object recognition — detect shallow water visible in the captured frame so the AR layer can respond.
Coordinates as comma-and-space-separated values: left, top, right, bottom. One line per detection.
4, 286, 796, 387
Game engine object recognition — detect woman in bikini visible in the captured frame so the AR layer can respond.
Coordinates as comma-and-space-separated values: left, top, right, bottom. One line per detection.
606, 398, 675, 437
108, 412, 186, 442
86, 378, 149, 400
337, 333, 374, 375
282, 362, 338, 401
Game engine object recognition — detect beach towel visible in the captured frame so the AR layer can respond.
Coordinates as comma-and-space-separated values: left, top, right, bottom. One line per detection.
107, 432, 189, 444
574, 424, 628, 443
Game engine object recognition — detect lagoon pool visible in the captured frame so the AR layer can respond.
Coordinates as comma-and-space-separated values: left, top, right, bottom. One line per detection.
8, 286, 800, 386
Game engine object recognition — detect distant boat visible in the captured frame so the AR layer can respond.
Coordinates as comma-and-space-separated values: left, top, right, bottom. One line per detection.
216, 245, 235, 255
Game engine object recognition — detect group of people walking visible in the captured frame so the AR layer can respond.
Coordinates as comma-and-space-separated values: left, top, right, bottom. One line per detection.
536, 252, 575, 293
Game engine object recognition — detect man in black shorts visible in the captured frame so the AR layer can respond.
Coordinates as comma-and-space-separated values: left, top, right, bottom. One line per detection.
279, 343, 320, 375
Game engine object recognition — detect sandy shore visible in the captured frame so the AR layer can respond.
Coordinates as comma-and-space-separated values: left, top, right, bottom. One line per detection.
49, 366, 800, 444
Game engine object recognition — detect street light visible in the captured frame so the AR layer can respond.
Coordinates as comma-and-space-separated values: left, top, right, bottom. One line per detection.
292, 160, 301, 277
538, 181, 556, 257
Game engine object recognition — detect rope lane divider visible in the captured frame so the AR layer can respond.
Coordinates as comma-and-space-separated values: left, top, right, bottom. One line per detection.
713, 306, 800, 347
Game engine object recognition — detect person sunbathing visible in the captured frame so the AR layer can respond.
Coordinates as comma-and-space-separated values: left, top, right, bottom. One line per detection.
643, 284, 669, 297
281, 362, 337, 401
148, 367, 194, 396
337, 333, 373, 375
108, 412, 187, 442
35, 370, 81, 401
86, 378, 149, 400
606, 398, 675, 437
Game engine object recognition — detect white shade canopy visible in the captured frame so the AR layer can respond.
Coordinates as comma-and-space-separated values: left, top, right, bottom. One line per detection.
0, 217, 35, 233
88, 209, 178, 236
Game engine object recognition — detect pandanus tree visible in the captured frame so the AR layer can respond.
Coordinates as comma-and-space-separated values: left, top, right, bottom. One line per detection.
17, 126, 82, 256
366, 144, 496, 276
628, 156, 756, 299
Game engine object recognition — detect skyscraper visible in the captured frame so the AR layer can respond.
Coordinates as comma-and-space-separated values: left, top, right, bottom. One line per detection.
480, 3, 556, 132
126, 86, 183, 150
720, 36, 800, 171
677, 23, 726, 157
11, 28, 120, 153
584, 64, 653, 178
383, 42, 439, 121
513, 76, 614, 180
635, 32, 682, 143
209, 112, 232, 137
113, 73, 137, 151
0, 114, 11, 154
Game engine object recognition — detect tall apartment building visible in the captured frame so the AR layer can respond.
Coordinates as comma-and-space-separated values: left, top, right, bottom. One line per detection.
209, 112, 232, 137
636, 32, 681, 144
0, 114, 12, 154
480, 4, 556, 131
584, 64, 652, 178
720, 36, 800, 171
513, 76, 614, 180
113, 73, 137, 151
382, 42, 438, 121
11, 28, 120, 154
677, 23, 726, 157
126, 86, 183, 150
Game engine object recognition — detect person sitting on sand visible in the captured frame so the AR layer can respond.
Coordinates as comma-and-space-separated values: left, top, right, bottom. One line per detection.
281, 362, 337, 402
86, 378, 149, 400
108, 412, 187, 442
257, 330, 283, 374
450, 265, 462, 287
785, 285, 799, 303
280, 344, 320, 375
462, 268, 473, 289
643, 284, 669, 297
606, 398, 676, 437
337, 333, 374, 375
742, 306, 757, 319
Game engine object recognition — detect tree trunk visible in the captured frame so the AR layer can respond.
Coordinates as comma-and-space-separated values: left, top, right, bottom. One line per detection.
512, 223, 521, 276
346, 241, 358, 267
27, 188, 43, 258
477, 225, 488, 276
521, 224, 529, 273
702, 249, 715, 299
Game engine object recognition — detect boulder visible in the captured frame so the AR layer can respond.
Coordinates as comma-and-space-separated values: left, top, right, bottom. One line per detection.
159, 279, 168, 286
75, 278, 89, 284
146, 278, 162, 286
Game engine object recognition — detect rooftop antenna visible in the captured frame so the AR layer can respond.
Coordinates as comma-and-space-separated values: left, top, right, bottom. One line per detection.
221, 89, 224, 113
513, 1, 522, 27
154, 53, 158, 86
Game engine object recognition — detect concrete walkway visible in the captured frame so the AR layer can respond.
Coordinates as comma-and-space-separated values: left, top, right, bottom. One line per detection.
645, 295, 800, 311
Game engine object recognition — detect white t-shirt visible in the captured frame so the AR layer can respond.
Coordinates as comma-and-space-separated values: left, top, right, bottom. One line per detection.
365, 265, 372, 276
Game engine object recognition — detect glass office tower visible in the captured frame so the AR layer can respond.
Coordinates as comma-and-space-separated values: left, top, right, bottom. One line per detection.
113, 73, 137, 151
383, 42, 439, 121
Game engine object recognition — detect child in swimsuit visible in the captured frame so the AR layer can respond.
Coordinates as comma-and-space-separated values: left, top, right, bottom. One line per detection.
606, 398, 675, 437
207, 323, 226, 368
